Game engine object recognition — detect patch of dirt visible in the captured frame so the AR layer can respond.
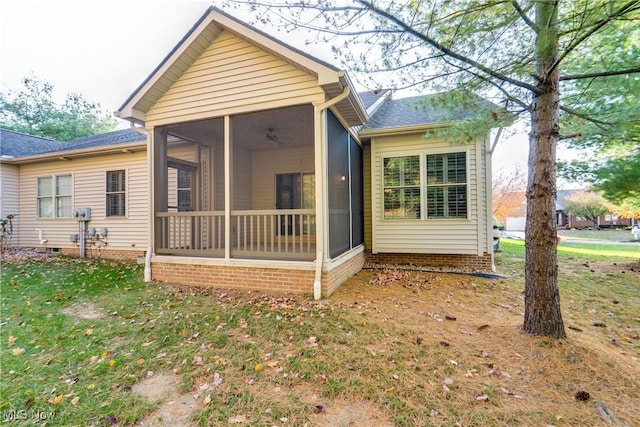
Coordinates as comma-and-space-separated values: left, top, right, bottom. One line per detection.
62, 301, 106, 319
133, 372, 200, 427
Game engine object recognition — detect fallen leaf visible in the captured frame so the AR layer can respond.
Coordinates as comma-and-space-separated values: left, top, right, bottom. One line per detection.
12, 347, 25, 356
71, 396, 80, 405
202, 395, 212, 407
213, 372, 223, 386
254, 363, 263, 372
108, 359, 116, 366
228, 414, 247, 424
53, 394, 63, 405
314, 404, 325, 414
106, 415, 117, 425
476, 394, 489, 401
137, 358, 145, 364
8, 335, 16, 346
84, 328, 93, 336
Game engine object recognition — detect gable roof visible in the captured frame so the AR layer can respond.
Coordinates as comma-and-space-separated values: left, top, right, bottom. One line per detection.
360, 93, 499, 136
0, 129, 146, 164
0, 129, 62, 158
117, 7, 366, 126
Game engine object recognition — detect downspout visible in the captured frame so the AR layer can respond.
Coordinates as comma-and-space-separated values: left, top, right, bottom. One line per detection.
312, 86, 351, 300
130, 122, 153, 282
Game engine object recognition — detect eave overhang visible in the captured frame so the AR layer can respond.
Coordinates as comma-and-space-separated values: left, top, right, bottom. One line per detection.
1, 142, 147, 165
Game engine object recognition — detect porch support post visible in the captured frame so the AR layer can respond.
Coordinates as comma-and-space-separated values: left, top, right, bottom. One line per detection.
224, 115, 231, 260
312, 85, 350, 299
313, 105, 327, 299
152, 127, 168, 252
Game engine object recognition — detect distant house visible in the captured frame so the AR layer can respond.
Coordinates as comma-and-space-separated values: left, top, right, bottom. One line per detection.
1, 7, 499, 297
556, 189, 633, 229
504, 189, 634, 232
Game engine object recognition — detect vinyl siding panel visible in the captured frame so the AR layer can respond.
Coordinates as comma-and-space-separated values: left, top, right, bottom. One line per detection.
363, 143, 372, 249
371, 133, 485, 255
0, 164, 20, 247
146, 31, 324, 126
17, 152, 148, 251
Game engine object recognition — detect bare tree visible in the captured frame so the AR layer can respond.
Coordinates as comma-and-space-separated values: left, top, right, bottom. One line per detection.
223, 0, 640, 338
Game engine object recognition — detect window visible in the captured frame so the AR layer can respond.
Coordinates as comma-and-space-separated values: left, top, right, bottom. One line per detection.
177, 169, 192, 212
426, 152, 467, 218
382, 152, 468, 220
383, 156, 420, 219
106, 170, 126, 216
37, 175, 72, 218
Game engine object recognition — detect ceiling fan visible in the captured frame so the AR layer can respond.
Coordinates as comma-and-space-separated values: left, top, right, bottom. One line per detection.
263, 127, 288, 145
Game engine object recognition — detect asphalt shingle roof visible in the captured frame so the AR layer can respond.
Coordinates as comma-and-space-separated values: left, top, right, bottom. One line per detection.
0, 129, 62, 158
60, 129, 146, 151
362, 93, 498, 130
0, 129, 146, 159
357, 90, 390, 110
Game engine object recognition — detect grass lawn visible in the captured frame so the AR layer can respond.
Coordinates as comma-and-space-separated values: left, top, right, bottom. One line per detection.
1, 243, 639, 426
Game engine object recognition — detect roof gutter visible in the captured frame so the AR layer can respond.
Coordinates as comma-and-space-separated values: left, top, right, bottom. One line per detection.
312, 85, 350, 300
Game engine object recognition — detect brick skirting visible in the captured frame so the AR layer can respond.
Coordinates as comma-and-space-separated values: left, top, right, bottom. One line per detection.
59, 247, 146, 261
152, 249, 366, 297
364, 250, 493, 271
152, 262, 317, 295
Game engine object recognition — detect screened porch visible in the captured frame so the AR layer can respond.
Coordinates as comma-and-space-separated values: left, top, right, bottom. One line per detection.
150, 104, 363, 262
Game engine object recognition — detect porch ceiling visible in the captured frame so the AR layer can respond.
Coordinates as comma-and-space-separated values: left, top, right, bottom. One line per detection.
165, 105, 314, 151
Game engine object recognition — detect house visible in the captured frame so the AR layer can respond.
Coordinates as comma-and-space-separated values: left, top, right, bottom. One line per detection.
556, 189, 633, 229
0, 128, 147, 258
3, 7, 497, 297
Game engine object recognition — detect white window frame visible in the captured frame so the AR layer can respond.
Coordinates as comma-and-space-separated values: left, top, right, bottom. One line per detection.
106, 169, 127, 217
37, 174, 72, 219
381, 149, 470, 221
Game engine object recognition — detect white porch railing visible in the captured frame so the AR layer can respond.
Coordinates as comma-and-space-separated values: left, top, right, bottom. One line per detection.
155, 209, 316, 260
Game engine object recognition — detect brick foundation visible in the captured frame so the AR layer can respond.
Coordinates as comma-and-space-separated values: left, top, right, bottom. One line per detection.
322, 250, 365, 296
364, 250, 493, 271
152, 249, 366, 297
152, 262, 317, 295
59, 247, 146, 261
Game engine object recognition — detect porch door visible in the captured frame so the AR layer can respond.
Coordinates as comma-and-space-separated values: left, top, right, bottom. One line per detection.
276, 173, 315, 235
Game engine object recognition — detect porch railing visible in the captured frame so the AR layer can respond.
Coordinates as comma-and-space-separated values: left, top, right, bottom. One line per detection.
155, 209, 316, 260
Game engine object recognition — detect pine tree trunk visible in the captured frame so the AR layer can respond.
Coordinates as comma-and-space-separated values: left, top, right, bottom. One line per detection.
523, 0, 566, 339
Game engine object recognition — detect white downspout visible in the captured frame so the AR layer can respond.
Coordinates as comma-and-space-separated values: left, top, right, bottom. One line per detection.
312, 86, 351, 300
130, 122, 153, 281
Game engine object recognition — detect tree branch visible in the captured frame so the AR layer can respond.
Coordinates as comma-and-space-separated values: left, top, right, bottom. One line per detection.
356, 0, 541, 95
511, 0, 538, 33
560, 66, 640, 81
547, 1, 640, 78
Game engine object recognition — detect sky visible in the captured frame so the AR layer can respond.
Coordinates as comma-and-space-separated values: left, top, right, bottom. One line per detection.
1, 0, 575, 183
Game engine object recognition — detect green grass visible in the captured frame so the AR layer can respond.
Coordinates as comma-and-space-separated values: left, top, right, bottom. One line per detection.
2, 245, 639, 426
500, 236, 639, 260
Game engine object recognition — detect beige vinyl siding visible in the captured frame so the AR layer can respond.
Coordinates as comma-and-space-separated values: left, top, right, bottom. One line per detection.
17, 151, 148, 250
363, 143, 372, 249
371, 133, 485, 255
146, 31, 325, 127
0, 164, 20, 247
251, 146, 315, 209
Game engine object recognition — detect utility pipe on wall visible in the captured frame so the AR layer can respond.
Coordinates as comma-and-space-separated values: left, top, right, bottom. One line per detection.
312, 85, 351, 300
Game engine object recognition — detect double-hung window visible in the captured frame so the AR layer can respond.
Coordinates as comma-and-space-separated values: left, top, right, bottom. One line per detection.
37, 175, 72, 218
177, 169, 192, 212
383, 156, 421, 219
106, 170, 126, 217
426, 152, 467, 218
383, 152, 468, 220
